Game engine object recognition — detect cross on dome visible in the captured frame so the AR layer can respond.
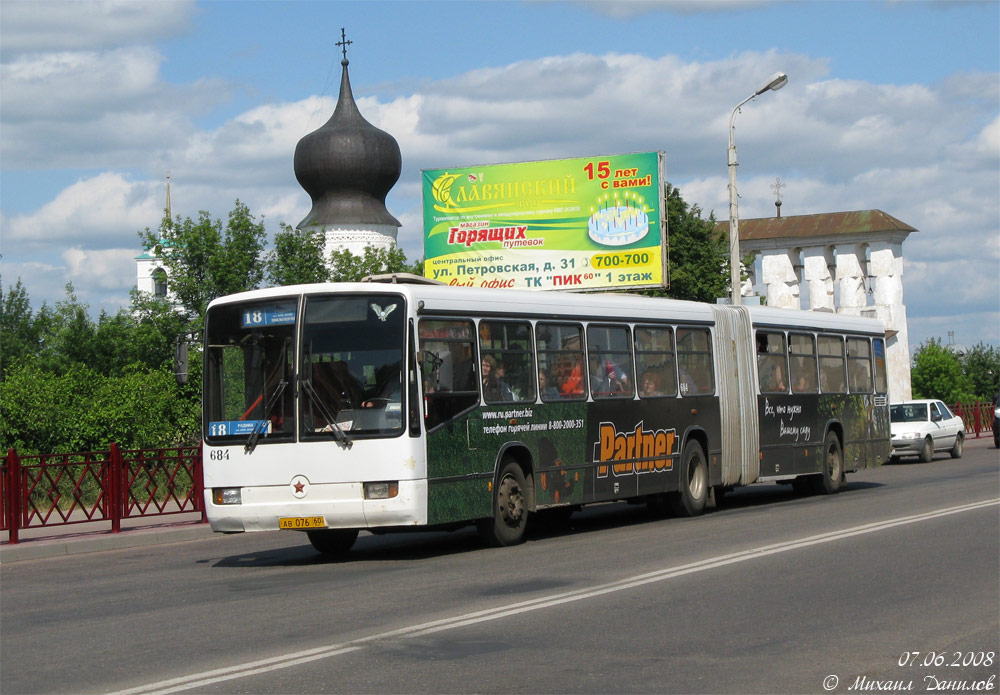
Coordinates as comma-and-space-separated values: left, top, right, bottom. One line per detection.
336, 27, 352, 65
770, 176, 786, 203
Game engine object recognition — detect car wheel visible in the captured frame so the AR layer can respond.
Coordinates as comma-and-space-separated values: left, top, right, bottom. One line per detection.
918, 436, 933, 463
950, 433, 964, 459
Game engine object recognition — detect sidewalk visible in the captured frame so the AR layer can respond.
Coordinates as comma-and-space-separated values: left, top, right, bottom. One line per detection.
1, 513, 215, 563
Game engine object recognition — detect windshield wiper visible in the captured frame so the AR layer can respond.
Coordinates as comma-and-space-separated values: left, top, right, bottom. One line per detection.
300, 378, 353, 449
244, 380, 288, 454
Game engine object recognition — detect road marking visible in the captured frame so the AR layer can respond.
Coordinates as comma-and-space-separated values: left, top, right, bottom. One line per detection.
109, 498, 999, 695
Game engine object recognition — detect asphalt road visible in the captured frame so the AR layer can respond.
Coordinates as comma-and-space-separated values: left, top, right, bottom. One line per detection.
2, 438, 997, 695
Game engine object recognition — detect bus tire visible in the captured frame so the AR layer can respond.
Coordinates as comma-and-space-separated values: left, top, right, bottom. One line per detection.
918, 436, 933, 463
812, 432, 843, 495
669, 441, 708, 517
306, 528, 359, 556
949, 433, 964, 459
479, 460, 528, 547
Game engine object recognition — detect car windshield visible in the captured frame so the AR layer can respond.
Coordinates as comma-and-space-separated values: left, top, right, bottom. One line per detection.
890, 403, 928, 423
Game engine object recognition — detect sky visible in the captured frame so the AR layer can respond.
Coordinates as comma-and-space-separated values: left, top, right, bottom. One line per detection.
1, 0, 998, 354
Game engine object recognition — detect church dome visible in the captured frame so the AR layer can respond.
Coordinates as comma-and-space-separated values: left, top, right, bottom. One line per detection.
294, 58, 402, 229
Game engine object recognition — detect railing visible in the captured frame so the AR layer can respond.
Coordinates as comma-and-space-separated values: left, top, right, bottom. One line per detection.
1, 444, 204, 544
951, 401, 996, 439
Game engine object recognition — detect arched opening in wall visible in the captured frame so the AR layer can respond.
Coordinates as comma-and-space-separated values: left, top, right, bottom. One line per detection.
153, 268, 168, 297
749, 253, 763, 300
830, 246, 840, 308
861, 244, 874, 307
791, 247, 806, 310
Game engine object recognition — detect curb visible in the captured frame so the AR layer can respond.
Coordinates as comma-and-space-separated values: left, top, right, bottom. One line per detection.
1, 523, 217, 564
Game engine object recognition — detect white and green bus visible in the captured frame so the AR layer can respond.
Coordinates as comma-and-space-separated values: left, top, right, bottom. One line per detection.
201, 277, 890, 554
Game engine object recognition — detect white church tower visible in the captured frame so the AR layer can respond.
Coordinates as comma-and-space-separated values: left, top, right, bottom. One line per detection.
135, 172, 174, 298
292, 30, 401, 258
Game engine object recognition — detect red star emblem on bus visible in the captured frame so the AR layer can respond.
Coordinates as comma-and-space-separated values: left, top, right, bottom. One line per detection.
293, 481, 305, 494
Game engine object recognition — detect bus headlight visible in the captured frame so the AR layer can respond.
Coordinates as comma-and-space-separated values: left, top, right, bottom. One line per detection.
364, 482, 399, 500
213, 488, 242, 505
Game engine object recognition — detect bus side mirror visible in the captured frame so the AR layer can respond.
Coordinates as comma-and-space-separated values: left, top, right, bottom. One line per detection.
174, 338, 189, 386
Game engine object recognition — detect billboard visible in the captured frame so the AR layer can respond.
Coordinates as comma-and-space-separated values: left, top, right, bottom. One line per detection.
422, 152, 666, 291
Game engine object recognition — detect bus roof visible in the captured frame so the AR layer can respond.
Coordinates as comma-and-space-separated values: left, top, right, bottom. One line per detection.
207, 283, 885, 335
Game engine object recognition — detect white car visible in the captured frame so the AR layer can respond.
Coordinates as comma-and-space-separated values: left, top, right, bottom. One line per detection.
890, 399, 965, 462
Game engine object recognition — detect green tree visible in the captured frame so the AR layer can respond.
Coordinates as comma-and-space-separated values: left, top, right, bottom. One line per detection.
959, 342, 1000, 400
643, 184, 729, 302
24, 284, 98, 376
911, 338, 974, 403
139, 199, 267, 319
265, 223, 329, 286
88, 292, 190, 376
0, 362, 198, 454
328, 245, 416, 283
0, 278, 40, 379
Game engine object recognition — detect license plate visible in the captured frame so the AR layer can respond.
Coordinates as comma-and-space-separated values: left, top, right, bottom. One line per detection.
279, 516, 326, 530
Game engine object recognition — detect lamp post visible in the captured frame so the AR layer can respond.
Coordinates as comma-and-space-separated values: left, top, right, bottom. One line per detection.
728, 71, 788, 305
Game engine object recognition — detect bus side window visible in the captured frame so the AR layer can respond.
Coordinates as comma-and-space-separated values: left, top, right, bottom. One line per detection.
536, 323, 586, 401
818, 335, 846, 393
873, 338, 888, 395
418, 319, 479, 429
586, 324, 634, 399
677, 327, 714, 396
789, 333, 818, 394
635, 326, 677, 398
479, 321, 535, 404
847, 337, 873, 394
756, 331, 788, 394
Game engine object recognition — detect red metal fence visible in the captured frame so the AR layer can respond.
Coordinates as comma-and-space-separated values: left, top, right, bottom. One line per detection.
951, 401, 996, 439
1, 444, 204, 544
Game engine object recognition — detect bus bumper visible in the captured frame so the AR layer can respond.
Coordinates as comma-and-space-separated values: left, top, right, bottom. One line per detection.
205, 479, 428, 533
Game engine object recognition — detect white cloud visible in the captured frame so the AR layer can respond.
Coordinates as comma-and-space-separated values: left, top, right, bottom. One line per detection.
62, 247, 137, 291
0, 0, 195, 54
5, 172, 162, 248
2, 46, 998, 348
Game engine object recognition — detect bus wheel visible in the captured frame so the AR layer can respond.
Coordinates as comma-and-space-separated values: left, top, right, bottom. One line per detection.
669, 441, 708, 517
479, 460, 528, 547
949, 433, 964, 459
306, 529, 359, 556
812, 432, 843, 495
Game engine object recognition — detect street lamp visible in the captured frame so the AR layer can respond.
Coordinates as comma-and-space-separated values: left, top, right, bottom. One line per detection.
728, 71, 788, 305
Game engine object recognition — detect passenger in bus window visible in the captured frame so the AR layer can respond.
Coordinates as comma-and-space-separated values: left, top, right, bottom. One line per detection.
560, 360, 584, 397
641, 369, 663, 397
494, 361, 515, 401
538, 370, 560, 400
589, 353, 611, 396
481, 355, 501, 401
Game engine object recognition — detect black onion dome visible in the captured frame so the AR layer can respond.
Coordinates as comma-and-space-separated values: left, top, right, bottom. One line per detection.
294, 60, 401, 228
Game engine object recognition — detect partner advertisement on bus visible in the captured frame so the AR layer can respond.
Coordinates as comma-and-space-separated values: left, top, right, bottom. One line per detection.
421, 152, 667, 292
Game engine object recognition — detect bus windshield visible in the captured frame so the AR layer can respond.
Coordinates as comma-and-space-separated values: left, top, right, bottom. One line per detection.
204, 300, 297, 444
300, 294, 405, 439
204, 294, 407, 446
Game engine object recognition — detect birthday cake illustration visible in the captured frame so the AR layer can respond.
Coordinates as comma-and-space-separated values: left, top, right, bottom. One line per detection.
588, 204, 650, 246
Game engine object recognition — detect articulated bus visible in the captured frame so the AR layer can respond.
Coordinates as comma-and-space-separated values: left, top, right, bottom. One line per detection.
201, 277, 890, 554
